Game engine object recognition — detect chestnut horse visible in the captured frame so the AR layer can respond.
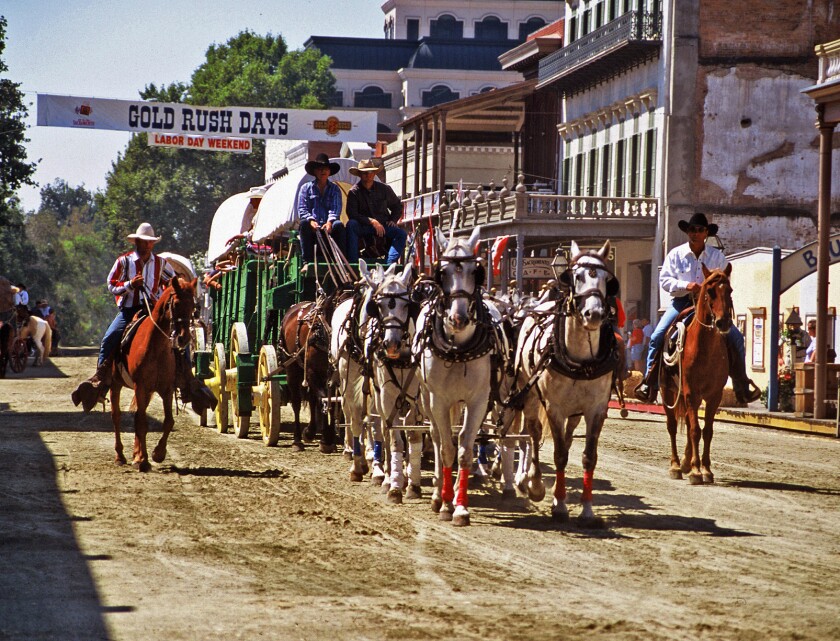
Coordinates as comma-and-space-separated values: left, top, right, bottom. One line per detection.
278, 298, 337, 453
660, 264, 733, 485
110, 277, 197, 471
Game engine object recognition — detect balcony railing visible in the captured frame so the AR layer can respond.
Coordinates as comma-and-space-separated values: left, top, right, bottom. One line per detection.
400, 176, 658, 235
538, 10, 662, 89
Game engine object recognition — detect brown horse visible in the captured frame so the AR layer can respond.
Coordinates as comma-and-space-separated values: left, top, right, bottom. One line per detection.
660, 264, 733, 485
110, 277, 197, 471
278, 299, 337, 453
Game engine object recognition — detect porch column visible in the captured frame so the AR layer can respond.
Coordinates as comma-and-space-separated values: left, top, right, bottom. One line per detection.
513, 130, 521, 183
420, 119, 428, 194
438, 113, 447, 195
814, 111, 834, 420
431, 116, 439, 191
401, 133, 409, 198
413, 126, 421, 199
515, 233, 525, 291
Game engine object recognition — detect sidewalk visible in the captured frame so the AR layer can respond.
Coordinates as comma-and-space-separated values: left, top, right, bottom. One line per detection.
611, 399, 839, 438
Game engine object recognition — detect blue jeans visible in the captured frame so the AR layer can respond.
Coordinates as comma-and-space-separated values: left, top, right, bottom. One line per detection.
299, 220, 347, 263
645, 296, 746, 377
345, 220, 406, 265
99, 306, 141, 366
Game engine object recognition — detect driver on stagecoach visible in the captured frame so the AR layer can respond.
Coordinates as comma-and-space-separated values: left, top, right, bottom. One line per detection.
71, 223, 202, 413
633, 213, 762, 405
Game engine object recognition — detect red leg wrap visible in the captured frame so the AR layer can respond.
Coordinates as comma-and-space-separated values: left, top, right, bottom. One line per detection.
582, 469, 594, 503
441, 466, 454, 503
456, 467, 469, 507
554, 471, 566, 501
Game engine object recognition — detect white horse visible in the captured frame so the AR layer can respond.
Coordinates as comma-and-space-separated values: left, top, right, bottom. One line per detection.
331, 260, 383, 484
413, 226, 506, 526
18, 311, 53, 366
510, 240, 619, 527
363, 262, 424, 504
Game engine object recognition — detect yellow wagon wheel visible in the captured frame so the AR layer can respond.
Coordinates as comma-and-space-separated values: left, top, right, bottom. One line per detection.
213, 343, 229, 433
258, 345, 282, 447
229, 322, 251, 439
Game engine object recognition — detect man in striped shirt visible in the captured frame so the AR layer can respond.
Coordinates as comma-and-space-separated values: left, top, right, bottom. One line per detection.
72, 223, 175, 411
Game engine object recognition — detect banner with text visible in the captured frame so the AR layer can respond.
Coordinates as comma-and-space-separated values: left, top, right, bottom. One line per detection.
37, 94, 377, 143
148, 133, 252, 154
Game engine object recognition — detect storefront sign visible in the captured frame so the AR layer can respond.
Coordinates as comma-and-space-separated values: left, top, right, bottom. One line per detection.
37, 94, 377, 143
779, 232, 840, 293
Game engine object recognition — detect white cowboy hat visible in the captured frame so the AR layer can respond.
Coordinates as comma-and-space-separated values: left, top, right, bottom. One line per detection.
127, 222, 161, 242
349, 158, 382, 177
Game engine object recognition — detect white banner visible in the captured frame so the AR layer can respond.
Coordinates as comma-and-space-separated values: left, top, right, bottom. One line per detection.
147, 133, 252, 154
37, 94, 377, 143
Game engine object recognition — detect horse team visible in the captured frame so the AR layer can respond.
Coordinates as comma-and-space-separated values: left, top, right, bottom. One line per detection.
92, 226, 740, 528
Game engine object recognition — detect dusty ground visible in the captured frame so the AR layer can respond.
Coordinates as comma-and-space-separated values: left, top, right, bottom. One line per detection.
1, 353, 839, 641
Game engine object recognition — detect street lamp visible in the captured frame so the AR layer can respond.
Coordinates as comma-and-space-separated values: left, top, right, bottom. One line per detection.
784, 308, 804, 368
550, 248, 568, 281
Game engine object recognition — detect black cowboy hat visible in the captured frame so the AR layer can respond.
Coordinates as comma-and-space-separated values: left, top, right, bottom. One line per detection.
677, 212, 718, 237
304, 153, 340, 176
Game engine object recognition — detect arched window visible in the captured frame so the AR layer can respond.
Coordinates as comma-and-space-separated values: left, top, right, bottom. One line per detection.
518, 17, 547, 41
475, 86, 496, 95
475, 16, 508, 40
354, 86, 392, 109
430, 14, 463, 39
422, 85, 459, 107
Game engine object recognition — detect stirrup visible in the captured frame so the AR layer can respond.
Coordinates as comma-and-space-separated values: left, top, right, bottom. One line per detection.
736, 380, 762, 404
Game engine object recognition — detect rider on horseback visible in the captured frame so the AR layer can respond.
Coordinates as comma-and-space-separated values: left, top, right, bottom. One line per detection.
634, 213, 762, 404
71, 223, 213, 413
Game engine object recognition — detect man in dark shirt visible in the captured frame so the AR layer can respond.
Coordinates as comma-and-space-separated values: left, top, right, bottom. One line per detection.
345, 159, 406, 265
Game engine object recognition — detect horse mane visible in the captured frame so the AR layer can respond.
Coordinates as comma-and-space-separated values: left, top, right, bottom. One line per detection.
151, 277, 195, 316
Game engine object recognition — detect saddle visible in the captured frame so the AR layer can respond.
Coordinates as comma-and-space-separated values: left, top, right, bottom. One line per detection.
662, 306, 695, 368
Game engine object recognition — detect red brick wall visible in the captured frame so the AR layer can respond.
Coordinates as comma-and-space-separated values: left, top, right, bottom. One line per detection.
699, 0, 840, 61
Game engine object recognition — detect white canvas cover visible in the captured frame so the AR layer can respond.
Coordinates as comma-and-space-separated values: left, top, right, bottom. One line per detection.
158, 252, 197, 281
207, 192, 256, 262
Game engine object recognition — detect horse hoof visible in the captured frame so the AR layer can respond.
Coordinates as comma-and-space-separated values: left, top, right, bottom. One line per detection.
371, 473, 386, 486
669, 469, 683, 480
688, 473, 704, 486
577, 514, 605, 529
386, 488, 403, 504
134, 461, 151, 473
620, 409, 629, 418
152, 449, 166, 464
501, 488, 517, 500
702, 473, 715, 484
406, 484, 422, 500
527, 483, 546, 503
438, 509, 453, 522
349, 471, 364, 482
430, 497, 442, 513
343, 450, 353, 461
292, 442, 305, 452
319, 442, 336, 454
453, 512, 470, 527
114, 457, 126, 466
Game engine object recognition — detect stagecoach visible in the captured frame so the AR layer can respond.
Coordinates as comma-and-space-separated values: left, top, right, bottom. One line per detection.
195, 158, 361, 446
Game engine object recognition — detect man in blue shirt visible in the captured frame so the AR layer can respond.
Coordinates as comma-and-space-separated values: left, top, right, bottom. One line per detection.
297, 154, 347, 263
635, 213, 761, 404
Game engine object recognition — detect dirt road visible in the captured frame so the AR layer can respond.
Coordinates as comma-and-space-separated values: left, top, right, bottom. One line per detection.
1, 354, 839, 641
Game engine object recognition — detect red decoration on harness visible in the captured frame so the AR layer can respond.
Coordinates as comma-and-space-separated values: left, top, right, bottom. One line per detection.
456, 467, 469, 507
582, 469, 594, 503
441, 466, 454, 503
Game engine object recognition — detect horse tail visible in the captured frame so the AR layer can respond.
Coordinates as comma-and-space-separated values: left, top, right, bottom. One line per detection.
42, 324, 52, 361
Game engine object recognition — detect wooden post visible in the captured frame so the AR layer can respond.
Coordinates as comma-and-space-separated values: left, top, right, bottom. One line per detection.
420, 119, 428, 194
401, 134, 409, 198
815, 111, 835, 420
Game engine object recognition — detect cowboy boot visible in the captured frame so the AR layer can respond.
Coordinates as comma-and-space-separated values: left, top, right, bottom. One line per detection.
633, 359, 660, 403
71, 359, 112, 412
727, 342, 762, 404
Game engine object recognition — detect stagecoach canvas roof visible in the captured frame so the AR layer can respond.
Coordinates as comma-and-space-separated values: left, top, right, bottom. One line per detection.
206, 191, 260, 263
158, 252, 196, 281
250, 157, 372, 243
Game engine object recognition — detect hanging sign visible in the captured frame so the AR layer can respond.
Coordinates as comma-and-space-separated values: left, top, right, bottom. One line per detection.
37, 93, 377, 143
147, 133, 252, 154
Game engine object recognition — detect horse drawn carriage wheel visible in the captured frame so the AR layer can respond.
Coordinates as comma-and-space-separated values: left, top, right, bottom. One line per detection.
213, 343, 230, 433
9, 337, 28, 373
257, 345, 282, 447
230, 322, 251, 439
192, 327, 208, 426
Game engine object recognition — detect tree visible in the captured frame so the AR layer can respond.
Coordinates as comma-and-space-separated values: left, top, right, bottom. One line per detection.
0, 15, 38, 279
99, 32, 336, 257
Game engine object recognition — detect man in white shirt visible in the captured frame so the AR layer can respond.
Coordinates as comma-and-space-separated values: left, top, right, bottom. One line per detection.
635, 213, 761, 404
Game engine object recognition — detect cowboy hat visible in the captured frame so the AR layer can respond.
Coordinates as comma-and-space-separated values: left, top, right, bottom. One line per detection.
127, 222, 161, 242
304, 153, 341, 176
349, 158, 382, 177
677, 212, 718, 237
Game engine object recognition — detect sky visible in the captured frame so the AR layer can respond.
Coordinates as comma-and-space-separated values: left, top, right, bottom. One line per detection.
3, 0, 383, 212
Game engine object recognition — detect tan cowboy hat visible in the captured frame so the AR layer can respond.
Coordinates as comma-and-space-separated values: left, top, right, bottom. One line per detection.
349, 158, 382, 177
127, 222, 161, 242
